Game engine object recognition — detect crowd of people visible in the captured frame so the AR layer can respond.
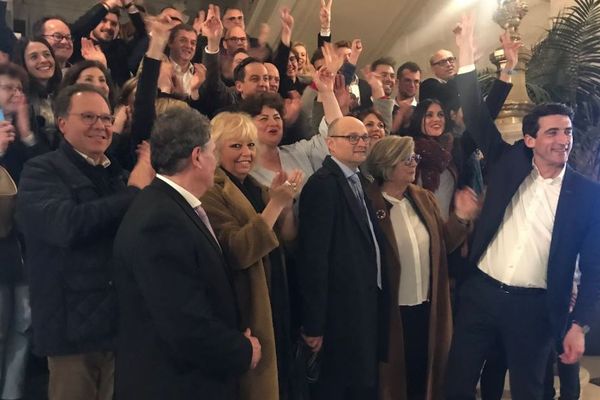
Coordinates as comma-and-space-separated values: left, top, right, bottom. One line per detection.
0, 0, 599, 399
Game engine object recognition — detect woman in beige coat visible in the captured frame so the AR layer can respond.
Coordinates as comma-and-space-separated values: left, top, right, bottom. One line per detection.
365, 136, 479, 400
201, 112, 303, 400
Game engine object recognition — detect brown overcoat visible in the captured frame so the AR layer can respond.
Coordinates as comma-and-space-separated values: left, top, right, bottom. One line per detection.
367, 183, 469, 400
201, 168, 280, 400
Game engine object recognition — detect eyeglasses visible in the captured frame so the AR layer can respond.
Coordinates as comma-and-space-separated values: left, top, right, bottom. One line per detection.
0, 84, 24, 93
431, 56, 456, 66
330, 134, 371, 145
225, 36, 247, 43
68, 112, 115, 127
43, 33, 73, 42
402, 153, 422, 166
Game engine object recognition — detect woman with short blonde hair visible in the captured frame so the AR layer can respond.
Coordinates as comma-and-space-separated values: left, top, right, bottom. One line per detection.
202, 112, 303, 400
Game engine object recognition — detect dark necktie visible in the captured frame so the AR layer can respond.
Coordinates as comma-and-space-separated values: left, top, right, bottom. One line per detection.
194, 205, 220, 246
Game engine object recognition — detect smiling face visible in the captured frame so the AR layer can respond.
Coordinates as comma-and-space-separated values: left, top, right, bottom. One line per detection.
76, 67, 109, 97
169, 29, 197, 64
24, 41, 55, 82
0, 75, 25, 113
264, 63, 280, 93
219, 138, 256, 180
236, 62, 269, 98
293, 44, 307, 69
92, 12, 119, 43
363, 113, 385, 144
524, 114, 573, 177
57, 91, 113, 161
287, 52, 298, 79
253, 106, 283, 147
42, 19, 73, 64
422, 102, 445, 137
373, 64, 395, 97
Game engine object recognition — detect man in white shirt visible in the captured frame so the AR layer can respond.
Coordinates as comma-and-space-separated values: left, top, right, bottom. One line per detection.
445, 14, 600, 400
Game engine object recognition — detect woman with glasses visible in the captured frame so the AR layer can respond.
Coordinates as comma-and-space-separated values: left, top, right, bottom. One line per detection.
201, 111, 302, 400
12, 37, 62, 150
364, 135, 478, 400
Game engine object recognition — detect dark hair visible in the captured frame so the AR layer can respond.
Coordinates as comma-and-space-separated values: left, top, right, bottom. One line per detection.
334, 40, 351, 49
397, 61, 421, 76
150, 107, 211, 174
223, 7, 243, 15
353, 107, 386, 128
310, 48, 324, 66
12, 37, 62, 97
0, 63, 29, 92
371, 57, 395, 72
407, 98, 451, 137
168, 23, 196, 43
53, 83, 111, 119
58, 60, 117, 108
107, 8, 121, 18
234, 57, 262, 82
32, 16, 70, 38
232, 48, 249, 57
522, 103, 574, 138
419, 79, 460, 112
238, 91, 285, 117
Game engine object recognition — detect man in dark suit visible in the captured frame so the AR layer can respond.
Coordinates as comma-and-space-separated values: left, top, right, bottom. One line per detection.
113, 107, 260, 400
298, 116, 388, 400
445, 14, 600, 400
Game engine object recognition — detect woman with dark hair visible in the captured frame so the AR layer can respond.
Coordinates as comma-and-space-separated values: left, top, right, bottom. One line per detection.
58, 60, 117, 108
237, 67, 343, 189
354, 108, 387, 145
407, 98, 458, 219
12, 37, 62, 149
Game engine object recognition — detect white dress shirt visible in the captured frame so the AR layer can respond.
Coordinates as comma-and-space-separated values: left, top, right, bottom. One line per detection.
169, 58, 195, 96
479, 162, 565, 288
383, 192, 431, 305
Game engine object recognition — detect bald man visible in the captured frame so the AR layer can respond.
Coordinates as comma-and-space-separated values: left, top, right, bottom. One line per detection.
298, 117, 387, 400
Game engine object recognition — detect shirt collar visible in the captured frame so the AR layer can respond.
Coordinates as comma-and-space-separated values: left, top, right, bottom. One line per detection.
531, 159, 566, 185
74, 149, 111, 168
169, 57, 194, 75
156, 174, 201, 209
330, 156, 359, 179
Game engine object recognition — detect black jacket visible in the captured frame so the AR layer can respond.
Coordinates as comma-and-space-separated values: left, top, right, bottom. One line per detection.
16, 141, 138, 355
113, 178, 252, 400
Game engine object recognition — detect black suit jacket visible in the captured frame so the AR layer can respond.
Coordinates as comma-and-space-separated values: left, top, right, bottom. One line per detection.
457, 70, 600, 340
298, 156, 388, 387
113, 178, 252, 400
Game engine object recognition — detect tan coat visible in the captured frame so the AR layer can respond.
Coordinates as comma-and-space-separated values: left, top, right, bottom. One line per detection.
367, 183, 469, 400
201, 168, 280, 400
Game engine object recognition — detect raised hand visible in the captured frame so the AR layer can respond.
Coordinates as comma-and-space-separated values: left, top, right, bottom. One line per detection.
81, 38, 107, 67
453, 187, 480, 221
321, 42, 344, 75
203, 4, 223, 51
320, 0, 333, 31
454, 11, 476, 67
192, 10, 206, 36
312, 66, 336, 93
190, 63, 207, 92
280, 7, 294, 47
361, 65, 384, 99
500, 30, 522, 71
269, 171, 298, 209
14, 96, 33, 141
348, 39, 362, 66
128, 140, 155, 189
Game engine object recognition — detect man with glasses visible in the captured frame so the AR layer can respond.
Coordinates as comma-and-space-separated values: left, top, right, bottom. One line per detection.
16, 84, 153, 400
32, 16, 74, 71
298, 116, 388, 400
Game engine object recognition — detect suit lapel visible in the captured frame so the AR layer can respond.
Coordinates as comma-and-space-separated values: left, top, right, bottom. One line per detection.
151, 179, 223, 255
324, 157, 372, 241
547, 167, 575, 275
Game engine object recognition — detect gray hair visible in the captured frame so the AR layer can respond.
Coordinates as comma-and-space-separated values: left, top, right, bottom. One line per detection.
151, 107, 211, 175
365, 136, 414, 185
53, 83, 111, 119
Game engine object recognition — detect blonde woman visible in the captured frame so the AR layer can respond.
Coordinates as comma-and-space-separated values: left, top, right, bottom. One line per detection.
201, 112, 303, 400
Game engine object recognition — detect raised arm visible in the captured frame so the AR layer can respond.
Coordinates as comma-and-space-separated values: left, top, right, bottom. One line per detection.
454, 12, 509, 163
317, 0, 333, 48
